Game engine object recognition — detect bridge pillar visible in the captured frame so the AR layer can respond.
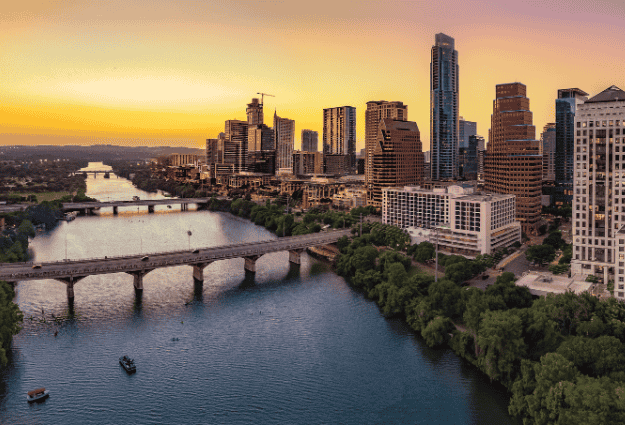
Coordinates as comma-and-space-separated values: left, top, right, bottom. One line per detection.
148, 205, 155, 213
181, 203, 188, 211
244, 255, 262, 273
113, 206, 118, 215
127, 269, 154, 290
192, 262, 212, 282
288, 249, 304, 265
55, 276, 87, 301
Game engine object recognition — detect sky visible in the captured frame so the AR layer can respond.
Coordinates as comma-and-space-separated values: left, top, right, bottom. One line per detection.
1, 0, 624, 151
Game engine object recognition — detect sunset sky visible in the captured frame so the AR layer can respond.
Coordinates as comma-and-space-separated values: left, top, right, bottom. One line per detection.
1, 0, 624, 151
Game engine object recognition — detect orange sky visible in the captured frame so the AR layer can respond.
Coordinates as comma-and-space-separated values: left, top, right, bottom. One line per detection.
1, 0, 624, 151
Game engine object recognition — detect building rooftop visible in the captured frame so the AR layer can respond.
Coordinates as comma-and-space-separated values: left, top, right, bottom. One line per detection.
586, 85, 625, 103
516, 272, 592, 296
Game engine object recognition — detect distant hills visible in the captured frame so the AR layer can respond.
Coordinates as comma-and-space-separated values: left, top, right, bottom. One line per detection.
0, 145, 204, 162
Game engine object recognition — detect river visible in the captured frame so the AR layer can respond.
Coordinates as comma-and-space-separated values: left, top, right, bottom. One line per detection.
0, 163, 517, 424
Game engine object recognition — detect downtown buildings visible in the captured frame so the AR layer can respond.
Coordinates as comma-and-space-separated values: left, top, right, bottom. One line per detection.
430, 33, 459, 181
570, 86, 625, 299
484, 83, 542, 235
322, 106, 356, 169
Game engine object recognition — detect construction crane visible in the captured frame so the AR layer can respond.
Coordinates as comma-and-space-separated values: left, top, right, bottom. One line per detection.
257, 92, 275, 106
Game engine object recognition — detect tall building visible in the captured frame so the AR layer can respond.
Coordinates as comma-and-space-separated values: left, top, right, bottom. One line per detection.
246, 98, 263, 126
473, 135, 486, 180
459, 117, 477, 149
274, 111, 295, 175
541, 123, 556, 182
206, 133, 226, 165
555, 88, 589, 204
293, 151, 323, 175
301, 129, 319, 152
430, 33, 459, 181
484, 83, 542, 235
224, 120, 248, 172
323, 106, 356, 169
369, 119, 424, 206
571, 85, 625, 297
364, 101, 408, 183
459, 134, 479, 180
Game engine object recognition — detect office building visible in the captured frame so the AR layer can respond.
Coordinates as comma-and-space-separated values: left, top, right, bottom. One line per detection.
555, 88, 589, 204
206, 134, 226, 165
274, 112, 295, 175
484, 83, 542, 235
541, 123, 556, 182
224, 120, 248, 173
459, 135, 479, 180
293, 151, 323, 175
323, 106, 356, 169
430, 33, 459, 181
383, 184, 520, 256
459, 117, 477, 149
369, 119, 424, 207
571, 85, 625, 298
365, 101, 408, 183
324, 154, 351, 175
474, 135, 486, 180
301, 130, 319, 152
169, 154, 198, 167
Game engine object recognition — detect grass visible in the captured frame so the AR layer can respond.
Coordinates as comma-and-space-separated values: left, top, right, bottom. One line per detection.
9, 191, 71, 202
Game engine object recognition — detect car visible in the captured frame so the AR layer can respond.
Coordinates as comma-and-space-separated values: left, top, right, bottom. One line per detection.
32, 264, 42, 269
192, 249, 200, 254
141, 256, 149, 261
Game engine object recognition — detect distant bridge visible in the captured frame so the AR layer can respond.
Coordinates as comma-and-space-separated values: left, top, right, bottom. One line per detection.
1, 229, 352, 301
0, 198, 214, 215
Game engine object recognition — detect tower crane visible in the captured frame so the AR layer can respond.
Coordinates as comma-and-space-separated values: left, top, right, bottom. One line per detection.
257, 92, 275, 106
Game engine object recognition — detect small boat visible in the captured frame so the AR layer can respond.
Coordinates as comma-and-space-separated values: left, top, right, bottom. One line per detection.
103, 172, 110, 179
27, 387, 50, 403
119, 355, 136, 373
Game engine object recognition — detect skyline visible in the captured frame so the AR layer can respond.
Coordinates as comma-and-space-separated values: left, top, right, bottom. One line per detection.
1, 0, 625, 150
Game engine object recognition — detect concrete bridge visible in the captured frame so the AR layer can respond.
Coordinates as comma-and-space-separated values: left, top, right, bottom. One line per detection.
63, 197, 213, 215
0, 229, 352, 301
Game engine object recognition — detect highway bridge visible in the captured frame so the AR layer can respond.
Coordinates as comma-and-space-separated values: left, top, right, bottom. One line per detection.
0, 229, 352, 300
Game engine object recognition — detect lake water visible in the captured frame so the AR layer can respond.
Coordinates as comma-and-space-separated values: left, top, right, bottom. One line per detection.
0, 163, 516, 424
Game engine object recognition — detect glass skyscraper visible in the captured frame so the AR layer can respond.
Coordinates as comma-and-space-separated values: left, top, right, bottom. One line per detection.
430, 33, 458, 181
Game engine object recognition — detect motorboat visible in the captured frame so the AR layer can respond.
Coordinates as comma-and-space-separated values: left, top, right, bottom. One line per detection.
119, 355, 136, 373
27, 387, 49, 403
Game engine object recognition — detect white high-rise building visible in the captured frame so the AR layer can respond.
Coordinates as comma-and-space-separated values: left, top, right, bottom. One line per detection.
571, 86, 625, 299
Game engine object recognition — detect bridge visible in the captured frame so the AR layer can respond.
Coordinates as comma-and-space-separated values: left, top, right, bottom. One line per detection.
0, 198, 213, 215
0, 229, 352, 301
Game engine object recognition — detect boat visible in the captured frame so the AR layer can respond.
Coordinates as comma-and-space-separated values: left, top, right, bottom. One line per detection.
119, 355, 136, 373
27, 387, 50, 403
103, 172, 110, 179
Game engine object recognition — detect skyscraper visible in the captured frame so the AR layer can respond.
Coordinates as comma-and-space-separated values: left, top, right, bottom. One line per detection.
323, 106, 356, 169
555, 88, 588, 204
430, 33, 459, 181
484, 83, 542, 235
301, 129, 318, 152
246, 98, 263, 126
224, 120, 248, 172
571, 85, 625, 297
370, 119, 424, 206
541, 123, 556, 182
459, 117, 477, 149
364, 101, 408, 184
274, 111, 295, 175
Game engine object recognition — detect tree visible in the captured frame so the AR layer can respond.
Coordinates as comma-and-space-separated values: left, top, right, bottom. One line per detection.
556, 335, 625, 377
422, 316, 455, 348
526, 244, 556, 266
17, 219, 35, 238
544, 232, 565, 250
476, 310, 527, 387
413, 241, 435, 263
0, 281, 23, 366
428, 279, 463, 319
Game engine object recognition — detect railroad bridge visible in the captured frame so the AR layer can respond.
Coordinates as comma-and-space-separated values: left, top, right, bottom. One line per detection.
0, 229, 351, 301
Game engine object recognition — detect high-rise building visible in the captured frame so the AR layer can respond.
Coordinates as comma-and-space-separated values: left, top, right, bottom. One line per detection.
323, 106, 356, 169
430, 33, 459, 181
541, 123, 556, 182
459, 134, 479, 180
293, 151, 323, 175
206, 133, 227, 165
571, 85, 625, 297
364, 101, 408, 183
274, 111, 295, 175
555, 88, 589, 204
369, 119, 424, 206
475, 135, 486, 181
459, 117, 477, 149
224, 120, 248, 172
246, 98, 263, 126
301, 129, 318, 152
484, 83, 542, 235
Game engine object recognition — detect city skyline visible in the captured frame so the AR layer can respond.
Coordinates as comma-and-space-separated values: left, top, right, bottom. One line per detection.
1, 0, 625, 150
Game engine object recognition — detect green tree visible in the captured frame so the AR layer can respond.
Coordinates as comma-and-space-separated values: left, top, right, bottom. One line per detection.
556, 335, 625, 377
526, 244, 556, 266
476, 310, 527, 387
422, 316, 455, 348
428, 279, 463, 319
0, 281, 23, 366
17, 219, 36, 238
